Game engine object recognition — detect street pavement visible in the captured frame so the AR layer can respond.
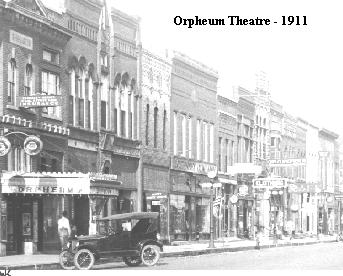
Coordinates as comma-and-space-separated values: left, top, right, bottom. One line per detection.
94, 242, 343, 270
0, 235, 337, 270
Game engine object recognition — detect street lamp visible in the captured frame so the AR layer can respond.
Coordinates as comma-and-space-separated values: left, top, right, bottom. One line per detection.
200, 170, 220, 249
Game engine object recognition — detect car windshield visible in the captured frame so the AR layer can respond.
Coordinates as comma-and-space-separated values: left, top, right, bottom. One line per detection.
96, 218, 157, 235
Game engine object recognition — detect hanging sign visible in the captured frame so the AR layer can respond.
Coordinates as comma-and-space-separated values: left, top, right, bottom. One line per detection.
230, 194, 238, 204
24, 135, 43, 156
0, 136, 11, 156
238, 185, 249, 196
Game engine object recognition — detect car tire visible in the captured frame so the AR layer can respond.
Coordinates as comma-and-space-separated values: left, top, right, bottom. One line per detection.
123, 256, 142, 267
74, 248, 95, 270
141, 245, 160, 266
59, 250, 75, 270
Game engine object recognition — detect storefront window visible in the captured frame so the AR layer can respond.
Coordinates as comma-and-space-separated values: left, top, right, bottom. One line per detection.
195, 198, 210, 233
169, 194, 186, 237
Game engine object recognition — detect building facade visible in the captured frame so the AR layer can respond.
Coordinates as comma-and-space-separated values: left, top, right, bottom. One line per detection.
217, 95, 237, 237
169, 51, 218, 241
140, 49, 171, 242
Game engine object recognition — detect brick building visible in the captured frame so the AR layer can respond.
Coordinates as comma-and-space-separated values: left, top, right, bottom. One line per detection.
217, 95, 237, 237
140, 49, 171, 242
169, 51, 218, 241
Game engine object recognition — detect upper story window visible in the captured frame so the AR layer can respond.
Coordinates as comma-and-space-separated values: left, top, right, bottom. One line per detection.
24, 64, 33, 96
41, 70, 61, 117
7, 59, 17, 105
100, 54, 108, 67
43, 49, 59, 64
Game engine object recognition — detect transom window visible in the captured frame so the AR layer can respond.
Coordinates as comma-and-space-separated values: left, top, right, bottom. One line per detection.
43, 49, 59, 64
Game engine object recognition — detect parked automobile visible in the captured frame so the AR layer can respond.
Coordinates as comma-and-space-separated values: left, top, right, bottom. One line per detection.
59, 212, 163, 270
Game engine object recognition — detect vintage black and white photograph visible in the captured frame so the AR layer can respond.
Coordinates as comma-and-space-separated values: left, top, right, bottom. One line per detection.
0, 0, 342, 271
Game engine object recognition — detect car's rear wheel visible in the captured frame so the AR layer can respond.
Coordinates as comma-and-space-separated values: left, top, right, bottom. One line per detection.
59, 250, 75, 270
141, 245, 160, 266
123, 256, 142, 267
74, 248, 95, 270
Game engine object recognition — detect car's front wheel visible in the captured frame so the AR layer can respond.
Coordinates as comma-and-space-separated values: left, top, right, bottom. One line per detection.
59, 250, 75, 270
74, 248, 95, 270
141, 245, 160, 266
123, 256, 142, 267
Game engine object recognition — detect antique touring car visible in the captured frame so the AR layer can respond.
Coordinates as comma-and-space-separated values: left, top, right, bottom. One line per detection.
59, 212, 163, 270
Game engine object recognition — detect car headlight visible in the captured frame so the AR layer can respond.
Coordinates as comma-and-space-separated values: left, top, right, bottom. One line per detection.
66, 242, 71, 248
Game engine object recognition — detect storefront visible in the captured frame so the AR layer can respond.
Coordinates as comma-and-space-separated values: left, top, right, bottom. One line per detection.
169, 157, 216, 241
0, 172, 122, 255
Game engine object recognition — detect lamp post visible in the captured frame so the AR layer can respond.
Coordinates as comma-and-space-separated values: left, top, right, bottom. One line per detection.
200, 170, 219, 249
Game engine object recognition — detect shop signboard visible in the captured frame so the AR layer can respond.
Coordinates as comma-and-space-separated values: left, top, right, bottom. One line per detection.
253, 178, 287, 189
152, 200, 161, 206
269, 159, 306, 166
1, 172, 90, 194
238, 185, 249, 196
0, 136, 11, 156
146, 193, 168, 200
229, 194, 238, 204
171, 157, 217, 175
19, 95, 62, 108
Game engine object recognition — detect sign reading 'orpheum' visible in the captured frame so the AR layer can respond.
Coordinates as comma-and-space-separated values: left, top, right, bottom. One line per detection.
171, 157, 217, 175
19, 95, 62, 108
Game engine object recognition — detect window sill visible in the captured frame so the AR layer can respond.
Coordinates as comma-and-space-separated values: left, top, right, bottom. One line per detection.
41, 113, 62, 121
6, 104, 20, 111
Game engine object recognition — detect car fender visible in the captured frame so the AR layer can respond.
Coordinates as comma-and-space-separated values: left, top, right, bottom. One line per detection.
136, 239, 163, 252
76, 244, 100, 260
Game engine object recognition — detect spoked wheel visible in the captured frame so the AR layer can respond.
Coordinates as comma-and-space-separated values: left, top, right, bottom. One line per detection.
74, 249, 95, 270
123, 256, 142, 267
59, 250, 75, 270
141, 245, 160, 266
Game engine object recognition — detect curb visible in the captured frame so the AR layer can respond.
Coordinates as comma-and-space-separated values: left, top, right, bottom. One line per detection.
2, 239, 337, 270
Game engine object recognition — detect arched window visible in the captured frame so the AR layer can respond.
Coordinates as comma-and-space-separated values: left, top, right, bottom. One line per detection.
78, 70, 85, 127
24, 64, 33, 96
8, 59, 16, 104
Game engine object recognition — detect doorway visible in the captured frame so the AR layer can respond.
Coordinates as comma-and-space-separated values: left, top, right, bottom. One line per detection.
74, 197, 89, 236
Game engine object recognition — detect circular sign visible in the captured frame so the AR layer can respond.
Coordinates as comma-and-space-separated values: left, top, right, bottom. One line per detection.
207, 170, 217, 179
24, 136, 43, 156
229, 194, 238, 204
0, 136, 11, 156
327, 196, 334, 203
238, 185, 249, 196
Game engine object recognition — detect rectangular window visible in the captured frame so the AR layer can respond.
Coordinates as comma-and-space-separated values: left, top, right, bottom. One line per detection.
209, 124, 214, 163
7, 61, 16, 104
24, 65, 33, 96
204, 122, 208, 162
163, 110, 166, 150
271, 137, 275, 147
146, 105, 150, 146
100, 77, 108, 129
43, 49, 59, 64
121, 110, 126, 138
114, 108, 118, 135
197, 119, 201, 160
218, 137, 222, 172
154, 107, 158, 148
69, 95, 74, 125
225, 139, 228, 172
173, 112, 177, 155
188, 117, 192, 158
101, 101, 107, 129
79, 98, 84, 127
41, 71, 60, 117
181, 115, 186, 156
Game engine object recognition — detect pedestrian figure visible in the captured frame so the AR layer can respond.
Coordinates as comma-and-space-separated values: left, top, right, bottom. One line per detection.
58, 211, 71, 250
273, 226, 278, 246
255, 229, 261, 250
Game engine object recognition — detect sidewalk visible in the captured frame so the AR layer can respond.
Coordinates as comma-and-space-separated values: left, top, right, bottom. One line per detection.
0, 235, 337, 270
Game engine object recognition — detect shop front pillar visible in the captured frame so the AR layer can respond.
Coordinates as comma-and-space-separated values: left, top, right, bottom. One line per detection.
0, 197, 7, 256
232, 202, 237, 237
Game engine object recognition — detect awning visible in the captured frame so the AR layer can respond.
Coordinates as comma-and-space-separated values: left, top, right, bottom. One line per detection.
1, 172, 121, 196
